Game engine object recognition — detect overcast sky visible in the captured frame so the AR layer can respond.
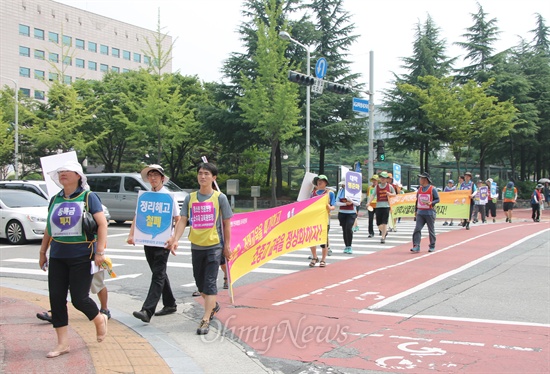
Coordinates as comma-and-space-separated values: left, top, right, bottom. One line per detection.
56, 0, 548, 102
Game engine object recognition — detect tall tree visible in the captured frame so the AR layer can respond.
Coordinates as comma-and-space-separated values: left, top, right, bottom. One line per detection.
306, 0, 364, 174
239, 0, 301, 205
382, 16, 455, 173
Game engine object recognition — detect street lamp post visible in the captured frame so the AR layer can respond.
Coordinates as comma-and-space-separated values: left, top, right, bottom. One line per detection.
1, 76, 19, 179
279, 31, 311, 174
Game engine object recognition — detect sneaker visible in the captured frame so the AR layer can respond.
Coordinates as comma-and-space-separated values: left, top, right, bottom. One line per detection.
410, 246, 420, 253
473, 219, 478, 223
223, 277, 229, 289
505, 217, 509, 222
154, 305, 177, 316
509, 219, 512, 223
197, 319, 210, 335
443, 222, 448, 226
133, 310, 151, 323
381, 238, 385, 244
209, 302, 220, 321
328, 248, 332, 256
465, 222, 470, 230
428, 247, 435, 252
449, 222, 454, 226
368, 234, 373, 238
347, 247, 353, 254
100, 308, 112, 319
482, 221, 487, 224
493, 218, 496, 223
343, 247, 349, 254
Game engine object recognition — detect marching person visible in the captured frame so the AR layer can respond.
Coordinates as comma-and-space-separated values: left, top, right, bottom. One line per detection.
531, 184, 544, 222
335, 180, 360, 254
39, 161, 109, 358
471, 180, 488, 224
485, 178, 498, 223
410, 172, 440, 253
308, 175, 335, 267
366, 171, 396, 244
502, 181, 518, 223
166, 162, 233, 335
460, 172, 474, 229
128, 165, 180, 323
366, 175, 379, 238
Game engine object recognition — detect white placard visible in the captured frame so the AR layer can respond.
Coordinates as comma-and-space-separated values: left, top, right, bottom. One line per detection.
297, 172, 317, 201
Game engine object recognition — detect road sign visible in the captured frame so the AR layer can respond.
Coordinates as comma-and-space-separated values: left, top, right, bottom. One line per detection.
352, 97, 369, 113
315, 58, 327, 79
311, 78, 324, 94
393, 163, 402, 185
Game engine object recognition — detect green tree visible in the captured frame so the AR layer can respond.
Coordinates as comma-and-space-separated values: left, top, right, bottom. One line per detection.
239, 0, 301, 205
382, 15, 455, 173
306, 0, 364, 174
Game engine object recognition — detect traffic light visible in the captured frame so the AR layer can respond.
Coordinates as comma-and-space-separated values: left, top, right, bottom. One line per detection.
376, 139, 385, 161
287, 71, 315, 86
324, 81, 352, 94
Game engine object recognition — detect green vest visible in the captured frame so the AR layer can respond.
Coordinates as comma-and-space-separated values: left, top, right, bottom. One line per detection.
47, 191, 92, 244
504, 188, 515, 200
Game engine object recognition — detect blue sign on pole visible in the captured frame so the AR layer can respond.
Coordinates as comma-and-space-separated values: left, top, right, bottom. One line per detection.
315, 58, 327, 79
352, 97, 369, 113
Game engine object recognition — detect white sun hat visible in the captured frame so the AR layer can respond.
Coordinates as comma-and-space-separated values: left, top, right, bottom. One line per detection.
140, 164, 169, 184
48, 161, 89, 190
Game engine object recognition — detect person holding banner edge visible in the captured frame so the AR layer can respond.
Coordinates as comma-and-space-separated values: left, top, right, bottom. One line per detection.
336, 178, 361, 254
166, 162, 233, 335
308, 175, 335, 267
410, 172, 440, 253
127, 165, 180, 323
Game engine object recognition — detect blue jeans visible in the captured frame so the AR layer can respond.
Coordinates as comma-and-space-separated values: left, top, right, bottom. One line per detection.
412, 213, 436, 248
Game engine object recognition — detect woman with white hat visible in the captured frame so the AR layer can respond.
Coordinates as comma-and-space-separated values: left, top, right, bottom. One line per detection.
39, 160, 109, 357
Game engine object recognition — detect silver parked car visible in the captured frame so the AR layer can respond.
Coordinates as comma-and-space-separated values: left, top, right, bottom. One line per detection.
0, 189, 48, 244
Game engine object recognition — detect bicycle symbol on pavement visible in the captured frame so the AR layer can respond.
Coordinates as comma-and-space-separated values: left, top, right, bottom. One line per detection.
375, 341, 450, 370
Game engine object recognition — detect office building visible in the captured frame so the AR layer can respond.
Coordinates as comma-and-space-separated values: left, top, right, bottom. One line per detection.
0, 0, 172, 100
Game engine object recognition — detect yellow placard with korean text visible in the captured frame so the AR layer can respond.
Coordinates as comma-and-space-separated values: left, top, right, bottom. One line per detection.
389, 190, 471, 219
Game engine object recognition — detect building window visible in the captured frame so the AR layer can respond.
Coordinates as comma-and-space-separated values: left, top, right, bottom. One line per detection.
49, 31, 59, 43
19, 24, 30, 36
34, 90, 45, 100
88, 61, 97, 71
88, 41, 97, 52
34, 70, 45, 80
34, 49, 45, 60
122, 68, 130, 73
64, 75, 72, 84
133, 53, 141, 63
75, 77, 84, 81
122, 50, 131, 60
19, 46, 30, 57
112, 48, 120, 58
76, 58, 85, 68
48, 72, 59, 82
20, 67, 31, 78
49, 52, 59, 63
63, 56, 72, 66
100, 63, 109, 72
75, 38, 85, 50
111, 66, 120, 73
144, 55, 151, 65
20, 88, 31, 97
100, 44, 108, 55
62, 35, 72, 46
34, 28, 45, 40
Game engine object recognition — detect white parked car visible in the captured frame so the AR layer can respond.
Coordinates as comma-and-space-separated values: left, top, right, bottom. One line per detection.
0, 180, 111, 223
0, 189, 48, 244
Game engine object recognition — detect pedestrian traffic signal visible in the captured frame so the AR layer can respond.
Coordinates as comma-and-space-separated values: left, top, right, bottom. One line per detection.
376, 139, 385, 161
324, 82, 352, 95
287, 71, 315, 86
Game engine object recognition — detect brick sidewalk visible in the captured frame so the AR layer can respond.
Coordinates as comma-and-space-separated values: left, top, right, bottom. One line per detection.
0, 287, 171, 373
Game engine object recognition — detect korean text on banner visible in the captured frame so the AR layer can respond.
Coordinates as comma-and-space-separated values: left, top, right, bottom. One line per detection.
345, 171, 362, 201
389, 190, 471, 219
227, 194, 328, 285
134, 190, 174, 246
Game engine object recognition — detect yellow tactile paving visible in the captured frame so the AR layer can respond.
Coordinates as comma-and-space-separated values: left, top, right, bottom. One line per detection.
0, 287, 172, 373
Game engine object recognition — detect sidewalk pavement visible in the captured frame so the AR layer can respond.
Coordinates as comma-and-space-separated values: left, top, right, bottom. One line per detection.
0, 208, 546, 373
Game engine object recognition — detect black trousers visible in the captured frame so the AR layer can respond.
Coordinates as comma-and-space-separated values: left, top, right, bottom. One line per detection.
531, 203, 541, 220
485, 200, 497, 218
368, 209, 375, 236
48, 256, 98, 328
338, 212, 357, 247
142, 245, 176, 316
